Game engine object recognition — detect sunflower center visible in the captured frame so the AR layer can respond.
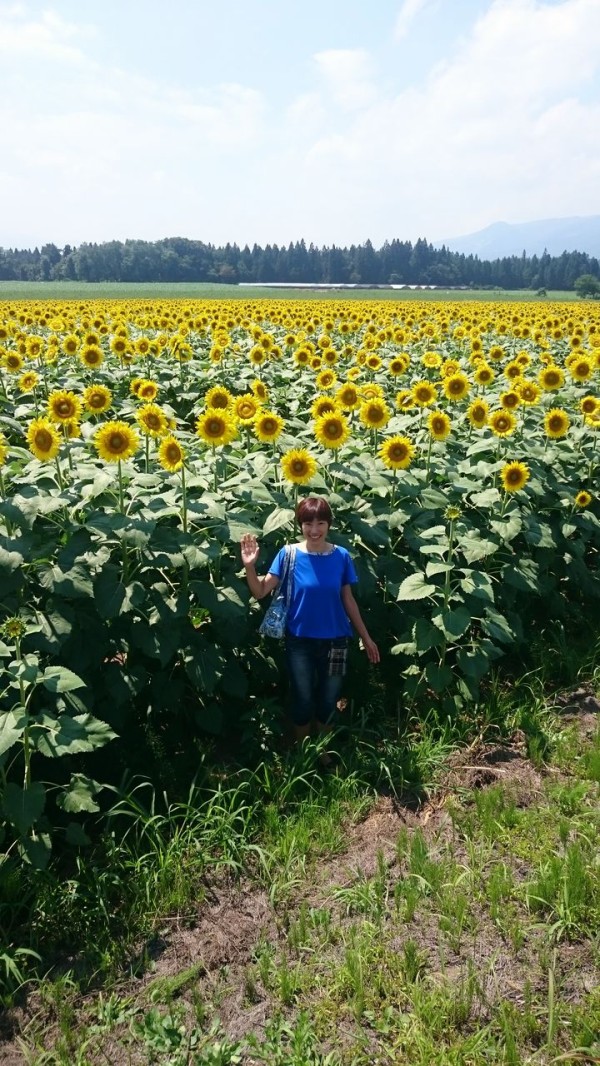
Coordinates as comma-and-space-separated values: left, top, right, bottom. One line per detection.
35, 430, 52, 450
291, 460, 307, 474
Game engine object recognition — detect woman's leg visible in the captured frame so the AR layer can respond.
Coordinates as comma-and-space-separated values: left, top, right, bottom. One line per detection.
285, 637, 317, 738
314, 641, 345, 730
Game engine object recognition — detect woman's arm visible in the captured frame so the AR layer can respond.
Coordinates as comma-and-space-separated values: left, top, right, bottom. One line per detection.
240, 533, 280, 600
341, 585, 380, 663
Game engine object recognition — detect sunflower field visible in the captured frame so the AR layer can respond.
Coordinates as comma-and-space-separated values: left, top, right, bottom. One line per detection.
0, 297, 599, 867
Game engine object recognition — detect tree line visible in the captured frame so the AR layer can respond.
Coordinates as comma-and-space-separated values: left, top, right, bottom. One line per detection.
1, 236, 599, 290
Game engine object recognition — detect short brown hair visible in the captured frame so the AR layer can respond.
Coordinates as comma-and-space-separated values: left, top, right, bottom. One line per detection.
296, 496, 333, 527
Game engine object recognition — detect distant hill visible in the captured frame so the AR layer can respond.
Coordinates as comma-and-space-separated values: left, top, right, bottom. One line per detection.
434, 216, 600, 260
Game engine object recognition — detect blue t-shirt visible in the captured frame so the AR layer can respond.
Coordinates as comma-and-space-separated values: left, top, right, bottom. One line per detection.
268, 544, 357, 638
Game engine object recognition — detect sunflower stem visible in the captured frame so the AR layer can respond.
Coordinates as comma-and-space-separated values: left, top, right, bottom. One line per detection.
424, 433, 433, 485
117, 459, 125, 514
54, 456, 64, 491
145, 434, 149, 474
181, 462, 188, 535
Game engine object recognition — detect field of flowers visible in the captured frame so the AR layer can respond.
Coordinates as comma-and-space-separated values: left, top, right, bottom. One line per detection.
0, 297, 599, 866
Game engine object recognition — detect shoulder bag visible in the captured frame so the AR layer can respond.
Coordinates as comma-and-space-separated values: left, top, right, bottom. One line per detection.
258, 545, 297, 639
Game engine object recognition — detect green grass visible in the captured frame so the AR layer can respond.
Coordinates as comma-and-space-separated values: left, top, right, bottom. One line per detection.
2, 633, 600, 1064
0, 280, 579, 301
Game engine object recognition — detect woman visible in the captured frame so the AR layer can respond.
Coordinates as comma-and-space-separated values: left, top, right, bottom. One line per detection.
241, 497, 379, 742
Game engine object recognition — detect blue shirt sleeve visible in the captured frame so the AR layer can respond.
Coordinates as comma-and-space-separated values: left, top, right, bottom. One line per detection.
268, 547, 287, 579
341, 548, 358, 586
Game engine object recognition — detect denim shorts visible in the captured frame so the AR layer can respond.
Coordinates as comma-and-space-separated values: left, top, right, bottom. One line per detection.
285, 635, 349, 727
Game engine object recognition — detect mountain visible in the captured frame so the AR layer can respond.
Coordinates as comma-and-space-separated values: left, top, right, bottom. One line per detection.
434, 215, 600, 260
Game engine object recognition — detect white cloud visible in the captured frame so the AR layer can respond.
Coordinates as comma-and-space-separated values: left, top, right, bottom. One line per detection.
313, 49, 377, 110
394, 0, 434, 40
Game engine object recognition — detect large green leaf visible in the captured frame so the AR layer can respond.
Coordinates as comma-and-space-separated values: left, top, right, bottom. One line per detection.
457, 531, 499, 563
0, 710, 27, 755
57, 774, 102, 814
0, 545, 24, 571
431, 606, 472, 640
2, 781, 46, 833
18, 832, 52, 870
425, 662, 453, 693
262, 507, 294, 536
42, 666, 87, 693
33, 714, 117, 757
184, 636, 224, 695
94, 568, 147, 618
397, 572, 437, 601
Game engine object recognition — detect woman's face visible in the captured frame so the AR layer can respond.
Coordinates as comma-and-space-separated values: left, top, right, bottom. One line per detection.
302, 517, 329, 550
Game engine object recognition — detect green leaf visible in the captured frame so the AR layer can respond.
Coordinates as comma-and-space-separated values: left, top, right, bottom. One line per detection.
42, 666, 87, 693
420, 488, 448, 508
57, 774, 102, 814
503, 559, 539, 591
65, 822, 91, 846
482, 607, 515, 644
490, 513, 523, 543
34, 714, 117, 758
469, 487, 501, 507
425, 662, 453, 693
2, 781, 46, 833
457, 646, 493, 681
413, 617, 445, 654
459, 570, 495, 602
458, 531, 499, 563
425, 561, 453, 576
397, 572, 437, 601
184, 636, 224, 696
0, 546, 24, 571
94, 568, 147, 619
432, 606, 472, 640
262, 507, 294, 536
18, 832, 52, 870
40, 564, 94, 599
0, 710, 26, 755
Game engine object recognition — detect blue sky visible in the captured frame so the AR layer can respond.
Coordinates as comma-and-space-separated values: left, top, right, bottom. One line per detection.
0, 0, 598, 250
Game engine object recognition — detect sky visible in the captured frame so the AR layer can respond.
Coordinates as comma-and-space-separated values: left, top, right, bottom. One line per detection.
0, 0, 599, 251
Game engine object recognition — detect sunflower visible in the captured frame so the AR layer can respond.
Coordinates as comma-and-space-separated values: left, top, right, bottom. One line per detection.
538, 365, 564, 391
82, 385, 111, 414
254, 411, 284, 443
467, 400, 489, 428
568, 357, 593, 382
544, 408, 570, 439
488, 345, 505, 361
62, 333, 80, 356
205, 385, 233, 410
503, 361, 523, 381
80, 345, 104, 369
48, 390, 82, 424
411, 380, 437, 407
360, 382, 384, 402
501, 461, 530, 493
95, 421, 140, 462
27, 418, 61, 461
395, 389, 414, 410
365, 353, 382, 371
441, 359, 460, 378
474, 363, 495, 387
294, 347, 311, 367
500, 390, 521, 410
379, 435, 415, 470
281, 448, 318, 484
427, 410, 452, 440
443, 373, 470, 402
0, 433, 8, 466
158, 435, 185, 472
335, 383, 360, 410
421, 351, 441, 369
359, 399, 391, 429
389, 355, 410, 375
489, 409, 517, 437
136, 403, 169, 437
249, 345, 266, 365
18, 370, 39, 392
251, 379, 269, 402
137, 379, 159, 402
516, 380, 541, 405
196, 409, 237, 447
574, 490, 592, 508
3, 352, 24, 373
580, 395, 599, 417
316, 369, 337, 391
234, 393, 261, 423
311, 396, 338, 420
314, 412, 351, 449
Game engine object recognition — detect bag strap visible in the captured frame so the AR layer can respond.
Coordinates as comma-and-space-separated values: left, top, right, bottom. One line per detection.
284, 545, 296, 608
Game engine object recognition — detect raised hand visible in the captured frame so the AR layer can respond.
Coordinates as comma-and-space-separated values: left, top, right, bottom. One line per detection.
240, 533, 260, 568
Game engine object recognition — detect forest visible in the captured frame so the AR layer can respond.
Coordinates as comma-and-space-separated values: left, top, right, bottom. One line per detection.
1, 235, 599, 289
